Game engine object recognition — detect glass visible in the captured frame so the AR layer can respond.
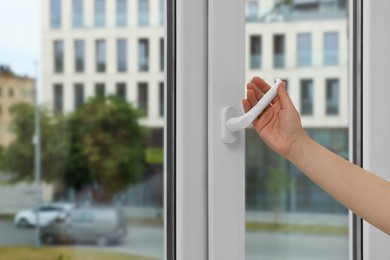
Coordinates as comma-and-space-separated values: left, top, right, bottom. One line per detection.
117, 39, 127, 72
75, 40, 85, 73
250, 35, 261, 69
138, 0, 149, 26
245, 0, 349, 259
297, 33, 312, 67
54, 40, 64, 73
116, 0, 127, 27
94, 0, 105, 27
137, 83, 148, 116
138, 39, 149, 72
326, 79, 340, 115
0, 1, 164, 259
50, 0, 61, 29
72, 0, 83, 28
324, 32, 339, 66
96, 39, 106, 72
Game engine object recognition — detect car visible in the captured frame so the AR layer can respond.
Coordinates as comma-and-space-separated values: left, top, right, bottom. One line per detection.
41, 207, 127, 246
14, 203, 74, 228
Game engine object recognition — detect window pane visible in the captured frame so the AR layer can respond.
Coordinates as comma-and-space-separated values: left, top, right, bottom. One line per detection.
54, 40, 64, 73
250, 35, 261, 69
324, 32, 339, 65
1, 1, 164, 259
138, 39, 149, 72
297, 33, 312, 66
96, 39, 106, 72
117, 39, 127, 72
50, 0, 61, 29
138, 0, 149, 26
75, 40, 85, 72
245, 1, 349, 259
72, 0, 84, 28
95, 0, 105, 27
116, 0, 127, 27
273, 35, 285, 68
326, 79, 339, 115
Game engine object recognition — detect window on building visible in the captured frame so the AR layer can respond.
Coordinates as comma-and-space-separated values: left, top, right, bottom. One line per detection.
160, 38, 164, 71
50, 0, 61, 29
300, 79, 314, 115
74, 83, 84, 108
138, 82, 148, 116
96, 40, 106, 73
117, 39, 127, 72
95, 83, 105, 97
324, 32, 339, 65
95, 0, 105, 27
138, 39, 149, 72
72, 0, 83, 28
159, 82, 164, 117
159, 0, 164, 25
273, 34, 285, 68
9, 88, 14, 98
116, 83, 127, 100
53, 84, 63, 114
246, 1, 259, 21
0, 87, 2, 96
326, 79, 340, 115
138, 0, 149, 26
54, 40, 64, 73
250, 35, 261, 69
75, 40, 85, 73
116, 0, 127, 27
297, 33, 312, 67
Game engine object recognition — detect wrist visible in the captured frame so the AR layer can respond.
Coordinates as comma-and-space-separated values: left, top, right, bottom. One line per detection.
285, 131, 311, 162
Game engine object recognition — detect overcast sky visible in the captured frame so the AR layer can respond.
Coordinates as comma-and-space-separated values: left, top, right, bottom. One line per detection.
0, 0, 41, 77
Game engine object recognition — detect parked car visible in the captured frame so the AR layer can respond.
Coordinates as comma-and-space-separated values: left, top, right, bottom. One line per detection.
14, 203, 74, 228
41, 207, 127, 246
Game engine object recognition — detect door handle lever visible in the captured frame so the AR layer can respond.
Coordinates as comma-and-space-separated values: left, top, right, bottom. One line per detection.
221, 79, 282, 144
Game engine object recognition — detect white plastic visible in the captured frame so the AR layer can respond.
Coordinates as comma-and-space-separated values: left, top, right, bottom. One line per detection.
221, 78, 282, 144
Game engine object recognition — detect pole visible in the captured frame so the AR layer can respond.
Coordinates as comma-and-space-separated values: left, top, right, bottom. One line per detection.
33, 61, 41, 248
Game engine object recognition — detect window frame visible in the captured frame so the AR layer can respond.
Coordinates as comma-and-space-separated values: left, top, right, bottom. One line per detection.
167, 0, 369, 259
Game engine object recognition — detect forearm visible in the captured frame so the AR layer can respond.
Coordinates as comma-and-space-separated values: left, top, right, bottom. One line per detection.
287, 133, 390, 235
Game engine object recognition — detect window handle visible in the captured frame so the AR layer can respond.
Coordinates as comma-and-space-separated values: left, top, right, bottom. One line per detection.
221, 79, 282, 144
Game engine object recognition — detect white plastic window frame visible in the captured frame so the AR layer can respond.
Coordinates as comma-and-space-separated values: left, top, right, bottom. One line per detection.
165, 0, 387, 259
361, 0, 390, 259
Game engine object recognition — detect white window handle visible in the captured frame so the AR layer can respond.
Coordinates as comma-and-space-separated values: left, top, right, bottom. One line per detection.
221, 79, 282, 144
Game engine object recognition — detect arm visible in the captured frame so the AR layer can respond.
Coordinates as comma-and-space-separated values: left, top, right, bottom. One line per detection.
243, 76, 390, 235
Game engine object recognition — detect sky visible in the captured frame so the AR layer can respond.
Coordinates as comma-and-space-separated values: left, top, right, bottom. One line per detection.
0, 0, 41, 78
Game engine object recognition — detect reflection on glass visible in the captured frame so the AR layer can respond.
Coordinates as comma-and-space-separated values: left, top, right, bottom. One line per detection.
245, 0, 349, 259
0, 0, 164, 259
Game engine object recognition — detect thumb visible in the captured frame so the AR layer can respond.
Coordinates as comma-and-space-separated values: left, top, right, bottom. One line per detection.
277, 82, 294, 110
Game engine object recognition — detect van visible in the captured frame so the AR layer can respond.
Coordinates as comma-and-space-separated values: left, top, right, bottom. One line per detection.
41, 207, 127, 246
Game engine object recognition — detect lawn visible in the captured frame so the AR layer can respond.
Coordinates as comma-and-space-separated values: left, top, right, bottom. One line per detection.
0, 247, 158, 260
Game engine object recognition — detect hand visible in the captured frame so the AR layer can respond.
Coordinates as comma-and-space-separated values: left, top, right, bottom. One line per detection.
242, 76, 305, 158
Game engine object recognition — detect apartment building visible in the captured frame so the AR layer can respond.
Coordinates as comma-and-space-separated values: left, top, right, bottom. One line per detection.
0, 66, 35, 147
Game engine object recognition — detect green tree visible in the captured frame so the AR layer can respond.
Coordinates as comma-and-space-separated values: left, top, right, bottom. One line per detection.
2, 103, 70, 183
69, 96, 145, 200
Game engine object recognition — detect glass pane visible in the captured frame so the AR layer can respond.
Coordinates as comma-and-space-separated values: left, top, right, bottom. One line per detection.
0, 0, 164, 259
245, 0, 349, 259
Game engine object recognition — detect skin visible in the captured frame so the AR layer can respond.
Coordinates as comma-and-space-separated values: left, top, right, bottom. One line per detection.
242, 76, 390, 235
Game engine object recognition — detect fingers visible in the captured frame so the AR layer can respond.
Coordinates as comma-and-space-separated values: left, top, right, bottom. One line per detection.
251, 76, 271, 94
277, 82, 294, 110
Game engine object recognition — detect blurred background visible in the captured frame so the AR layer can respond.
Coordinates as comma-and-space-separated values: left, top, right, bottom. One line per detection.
0, 0, 349, 259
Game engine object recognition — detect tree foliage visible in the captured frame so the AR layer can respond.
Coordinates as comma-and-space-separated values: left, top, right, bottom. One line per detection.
2, 96, 145, 200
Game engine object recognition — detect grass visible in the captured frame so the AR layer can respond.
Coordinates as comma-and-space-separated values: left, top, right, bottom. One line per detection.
246, 221, 348, 236
0, 247, 158, 260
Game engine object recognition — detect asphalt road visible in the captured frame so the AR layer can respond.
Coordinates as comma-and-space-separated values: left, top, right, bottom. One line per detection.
0, 221, 348, 259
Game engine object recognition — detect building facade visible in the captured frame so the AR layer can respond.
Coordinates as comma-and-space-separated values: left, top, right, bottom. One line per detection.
0, 66, 35, 147
42, 0, 348, 211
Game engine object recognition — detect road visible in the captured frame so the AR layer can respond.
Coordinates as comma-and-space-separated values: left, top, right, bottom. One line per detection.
0, 221, 348, 259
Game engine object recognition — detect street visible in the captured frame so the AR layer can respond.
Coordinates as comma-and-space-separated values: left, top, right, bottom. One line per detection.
0, 221, 348, 259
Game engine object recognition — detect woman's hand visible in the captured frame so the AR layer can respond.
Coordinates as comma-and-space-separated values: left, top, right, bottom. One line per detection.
242, 76, 306, 158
